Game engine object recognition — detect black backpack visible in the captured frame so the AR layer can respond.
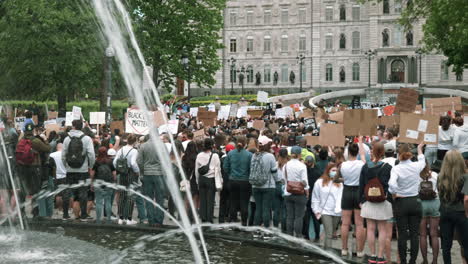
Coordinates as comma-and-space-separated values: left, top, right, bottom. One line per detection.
419, 178, 437, 200
66, 135, 86, 168
96, 162, 113, 183
115, 148, 134, 175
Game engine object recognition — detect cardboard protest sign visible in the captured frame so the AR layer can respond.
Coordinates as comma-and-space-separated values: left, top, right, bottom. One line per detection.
304, 136, 320, 147
190, 107, 198, 117
110, 121, 124, 133
414, 105, 423, 114
399, 113, 439, 144
252, 120, 265, 130
65, 112, 73, 126
126, 108, 152, 135
193, 129, 205, 140
268, 123, 279, 133
426, 97, 462, 115
90, 112, 106, 125
48, 111, 58, 120
327, 111, 344, 124
198, 110, 217, 127
394, 88, 419, 114
247, 109, 263, 119
72, 106, 82, 120
298, 109, 314, 119
319, 124, 345, 147
343, 109, 378, 136
378, 115, 400, 128
317, 108, 329, 120
153, 110, 166, 126
44, 120, 57, 126
257, 91, 269, 103
229, 104, 239, 118
200, 118, 216, 127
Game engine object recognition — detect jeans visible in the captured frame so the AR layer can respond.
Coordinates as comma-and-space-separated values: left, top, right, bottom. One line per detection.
218, 179, 230, 223
440, 210, 468, 264
229, 180, 251, 226
322, 215, 340, 249
118, 172, 138, 220
38, 177, 55, 217
285, 194, 307, 237
252, 188, 275, 228
199, 176, 216, 223
95, 187, 113, 224
142, 175, 166, 225
424, 146, 438, 166
135, 186, 147, 222
272, 183, 286, 229
394, 197, 422, 264
67, 172, 90, 218
55, 178, 70, 217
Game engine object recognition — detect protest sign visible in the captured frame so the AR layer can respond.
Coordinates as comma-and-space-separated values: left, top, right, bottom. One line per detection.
56, 118, 66, 127
229, 104, 239, 118
426, 97, 462, 115
200, 118, 216, 127
343, 109, 378, 136
382, 105, 395, 116
252, 120, 265, 130
247, 109, 263, 119
414, 105, 423, 114
48, 111, 58, 120
72, 106, 82, 120
378, 115, 400, 129
193, 129, 205, 140
237, 106, 248, 118
217, 105, 231, 120
317, 108, 329, 120
399, 113, 439, 144
110, 121, 124, 133
257, 91, 269, 103
207, 104, 216, 112
65, 112, 74, 126
290, 104, 301, 112
43, 120, 57, 126
298, 109, 314, 119
126, 108, 152, 135
325, 120, 338, 124
90, 112, 106, 125
327, 111, 344, 124
394, 88, 419, 114
153, 110, 166, 126
45, 124, 61, 137
14, 117, 25, 130
158, 120, 179, 135
190, 107, 198, 117
319, 124, 345, 147
304, 118, 317, 129
268, 123, 279, 133
304, 136, 320, 147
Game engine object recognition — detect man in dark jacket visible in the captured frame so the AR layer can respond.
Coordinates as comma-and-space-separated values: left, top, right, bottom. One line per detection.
303, 155, 321, 241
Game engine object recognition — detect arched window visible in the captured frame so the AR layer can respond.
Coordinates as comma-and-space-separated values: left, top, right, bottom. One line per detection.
326, 64, 333, 81
382, 29, 389, 47
352, 31, 360, 50
406, 31, 413, 46
339, 4, 346, 21
247, 65, 254, 83
339, 34, 346, 49
281, 64, 289, 82
383, 0, 389, 14
340, 67, 346, 82
352, 63, 360, 81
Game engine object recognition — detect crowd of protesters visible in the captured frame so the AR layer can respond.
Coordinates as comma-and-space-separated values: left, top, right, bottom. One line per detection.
0, 99, 467, 264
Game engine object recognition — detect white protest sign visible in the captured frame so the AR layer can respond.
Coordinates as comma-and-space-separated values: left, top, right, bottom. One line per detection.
217, 105, 231, 120
190, 107, 198, 117
14, 117, 25, 130
72, 106, 82, 120
257, 91, 269, 103
207, 104, 216, 112
126, 108, 152, 135
237, 106, 249, 118
44, 120, 57, 126
158, 120, 179, 135
275, 108, 286, 119
65, 112, 74, 126
90, 112, 106, 125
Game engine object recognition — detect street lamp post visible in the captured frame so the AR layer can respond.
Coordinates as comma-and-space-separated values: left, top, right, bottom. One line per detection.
237, 66, 246, 97
181, 54, 202, 104
415, 48, 423, 87
105, 46, 114, 127
297, 54, 305, 93
364, 49, 376, 89
229, 57, 236, 95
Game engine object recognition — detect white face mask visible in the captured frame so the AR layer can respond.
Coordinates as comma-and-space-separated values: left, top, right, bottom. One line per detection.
329, 171, 337, 178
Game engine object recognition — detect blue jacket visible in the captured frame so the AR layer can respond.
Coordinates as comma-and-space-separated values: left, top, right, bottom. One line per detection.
223, 149, 252, 181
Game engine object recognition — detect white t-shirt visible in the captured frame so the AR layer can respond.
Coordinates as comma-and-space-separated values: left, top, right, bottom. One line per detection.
50, 151, 67, 179
382, 157, 397, 167
340, 159, 365, 186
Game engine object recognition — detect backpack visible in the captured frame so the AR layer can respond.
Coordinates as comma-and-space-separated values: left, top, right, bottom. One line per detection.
96, 162, 113, 183
65, 135, 86, 168
15, 138, 35, 165
364, 176, 387, 203
249, 153, 269, 186
115, 148, 134, 175
419, 178, 437, 200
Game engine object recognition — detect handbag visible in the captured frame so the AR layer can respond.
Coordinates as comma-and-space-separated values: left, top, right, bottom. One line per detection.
214, 167, 223, 191
198, 152, 213, 176
284, 165, 305, 195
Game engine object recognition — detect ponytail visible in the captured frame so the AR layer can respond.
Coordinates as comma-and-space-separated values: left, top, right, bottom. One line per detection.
235, 135, 246, 152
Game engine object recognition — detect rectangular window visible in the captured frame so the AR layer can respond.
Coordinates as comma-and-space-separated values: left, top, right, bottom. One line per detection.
281, 9, 289, 24
325, 35, 333, 50
298, 8, 306, 24
394, 0, 402, 13
326, 66, 333, 81
246, 38, 254, 52
264, 66, 271, 83
352, 5, 360, 20
299, 36, 306, 51
352, 32, 360, 50
264, 37, 271, 52
441, 61, 449, 80
246, 11, 254, 25
230, 11, 237, 26
230, 38, 237, 53
264, 10, 271, 25
281, 65, 289, 82
281, 36, 288, 52
325, 7, 333, 21
352, 64, 360, 81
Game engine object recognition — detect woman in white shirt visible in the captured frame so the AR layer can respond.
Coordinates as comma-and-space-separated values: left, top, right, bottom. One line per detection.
195, 138, 221, 223
312, 163, 343, 249
437, 116, 455, 160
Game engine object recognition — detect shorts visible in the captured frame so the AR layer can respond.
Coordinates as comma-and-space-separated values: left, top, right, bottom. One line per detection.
341, 185, 360, 210
66, 172, 89, 200
421, 198, 440, 217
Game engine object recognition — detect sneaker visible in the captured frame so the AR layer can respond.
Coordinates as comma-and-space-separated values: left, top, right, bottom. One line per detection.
62, 215, 71, 221
341, 249, 348, 256
126, 219, 138, 225
117, 219, 124, 225
110, 215, 118, 221
376, 257, 387, 264
357, 251, 365, 258
368, 256, 377, 264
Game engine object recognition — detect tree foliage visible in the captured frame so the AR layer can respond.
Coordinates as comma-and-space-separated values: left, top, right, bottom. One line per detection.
0, 0, 103, 111
128, 0, 226, 91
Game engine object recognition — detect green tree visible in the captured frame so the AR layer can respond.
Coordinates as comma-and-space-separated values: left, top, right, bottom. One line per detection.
128, 0, 226, 92
0, 0, 103, 114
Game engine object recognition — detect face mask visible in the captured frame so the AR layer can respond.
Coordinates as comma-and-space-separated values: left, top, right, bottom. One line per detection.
330, 171, 337, 177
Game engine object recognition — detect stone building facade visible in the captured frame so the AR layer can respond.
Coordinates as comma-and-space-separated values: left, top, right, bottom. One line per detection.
190, 0, 467, 96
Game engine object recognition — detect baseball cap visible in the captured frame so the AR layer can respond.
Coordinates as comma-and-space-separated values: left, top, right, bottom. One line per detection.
291, 146, 302, 155
107, 148, 117, 156
225, 144, 235, 152
24, 123, 34, 132
384, 143, 395, 153
305, 155, 315, 163
258, 135, 272, 145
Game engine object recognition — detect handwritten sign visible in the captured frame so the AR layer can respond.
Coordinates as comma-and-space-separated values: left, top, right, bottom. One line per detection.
89, 112, 106, 125
126, 108, 152, 135
72, 106, 82, 120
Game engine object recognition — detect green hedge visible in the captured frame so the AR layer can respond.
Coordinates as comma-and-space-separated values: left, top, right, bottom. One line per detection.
190, 94, 258, 102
